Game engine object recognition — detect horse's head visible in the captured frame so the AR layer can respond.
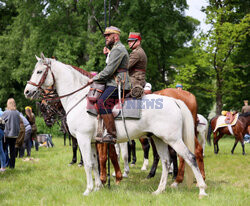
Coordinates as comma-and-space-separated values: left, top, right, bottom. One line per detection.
24, 53, 55, 100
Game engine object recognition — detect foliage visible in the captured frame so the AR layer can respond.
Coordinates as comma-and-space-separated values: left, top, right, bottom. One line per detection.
0, 0, 249, 116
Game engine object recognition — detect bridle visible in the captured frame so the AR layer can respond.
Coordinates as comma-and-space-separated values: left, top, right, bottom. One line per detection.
27, 62, 55, 91
27, 59, 91, 116
27, 60, 91, 101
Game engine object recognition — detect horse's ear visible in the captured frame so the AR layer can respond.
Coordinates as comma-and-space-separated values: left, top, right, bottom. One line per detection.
41, 52, 45, 60
35, 55, 41, 61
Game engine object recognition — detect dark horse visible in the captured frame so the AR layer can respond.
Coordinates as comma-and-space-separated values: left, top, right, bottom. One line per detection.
207, 112, 250, 155
37, 90, 83, 165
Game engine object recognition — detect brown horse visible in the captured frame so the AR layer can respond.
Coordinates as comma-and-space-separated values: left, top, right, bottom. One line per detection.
207, 112, 250, 155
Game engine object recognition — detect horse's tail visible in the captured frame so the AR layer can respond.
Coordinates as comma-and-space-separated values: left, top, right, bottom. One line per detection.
207, 118, 214, 146
175, 99, 195, 187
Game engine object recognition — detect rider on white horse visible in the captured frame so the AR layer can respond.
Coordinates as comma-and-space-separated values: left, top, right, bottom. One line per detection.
88, 26, 131, 144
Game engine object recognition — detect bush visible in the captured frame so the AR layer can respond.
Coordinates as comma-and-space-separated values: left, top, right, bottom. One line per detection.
36, 116, 63, 137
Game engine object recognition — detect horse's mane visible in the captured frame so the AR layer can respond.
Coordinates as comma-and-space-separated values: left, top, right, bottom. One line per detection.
70, 65, 93, 79
239, 112, 250, 117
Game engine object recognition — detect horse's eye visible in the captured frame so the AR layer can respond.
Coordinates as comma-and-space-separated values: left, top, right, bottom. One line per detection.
37, 70, 42, 74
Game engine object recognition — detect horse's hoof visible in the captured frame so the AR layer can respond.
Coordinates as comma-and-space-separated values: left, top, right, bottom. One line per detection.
199, 192, 208, 199
83, 189, 91, 196
170, 182, 178, 188
152, 190, 162, 195
147, 173, 155, 179
141, 166, 147, 171
122, 172, 128, 178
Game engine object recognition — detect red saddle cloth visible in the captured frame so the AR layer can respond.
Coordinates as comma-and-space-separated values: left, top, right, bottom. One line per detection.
225, 112, 236, 124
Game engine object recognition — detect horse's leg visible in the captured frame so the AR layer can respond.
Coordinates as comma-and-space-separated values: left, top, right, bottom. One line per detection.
194, 137, 205, 180
168, 146, 178, 179
69, 133, 72, 146
120, 142, 130, 177
140, 137, 150, 171
241, 141, 245, 155
214, 133, 223, 154
147, 137, 160, 179
109, 144, 122, 184
231, 139, 238, 154
91, 144, 102, 192
77, 135, 96, 196
171, 156, 185, 187
151, 137, 170, 195
238, 134, 245, 155
201, 130, 206, 156
69, 137, 77, 165
170, 139, 207, 198
131, 140, 136, 165
96, 143, 107, 184
64, 133, 66, 146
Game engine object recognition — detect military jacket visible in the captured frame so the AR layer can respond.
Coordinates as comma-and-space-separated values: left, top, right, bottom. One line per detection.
93, 41, 131, 90
128, 45, 147, 75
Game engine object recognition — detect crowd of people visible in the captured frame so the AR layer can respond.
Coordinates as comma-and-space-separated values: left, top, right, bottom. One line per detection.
0, 98, 38, 172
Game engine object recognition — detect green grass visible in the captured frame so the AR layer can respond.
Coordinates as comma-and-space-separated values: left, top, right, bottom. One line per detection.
0, 137, 249, 206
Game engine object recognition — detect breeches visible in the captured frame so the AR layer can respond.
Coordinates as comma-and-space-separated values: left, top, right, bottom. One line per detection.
97, 86, 129, 115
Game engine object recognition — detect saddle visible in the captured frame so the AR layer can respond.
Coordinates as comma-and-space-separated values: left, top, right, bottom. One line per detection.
86, 98, 142, 120
213, 113, 239, 133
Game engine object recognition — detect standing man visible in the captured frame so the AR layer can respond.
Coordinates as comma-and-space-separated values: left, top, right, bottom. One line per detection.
241, 100, 250, 113
127, 32, 147, 96
88, 26, 131, 143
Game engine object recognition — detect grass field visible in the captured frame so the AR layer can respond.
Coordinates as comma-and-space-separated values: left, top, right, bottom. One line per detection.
0, 136, 249, 206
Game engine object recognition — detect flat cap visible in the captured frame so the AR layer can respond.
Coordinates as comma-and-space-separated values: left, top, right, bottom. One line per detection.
104, 26, 121, 35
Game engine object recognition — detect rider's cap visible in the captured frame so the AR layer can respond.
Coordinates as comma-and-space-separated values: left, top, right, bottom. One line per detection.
104, 26, 121, 35
128, 32, 141, 41
176, 83, 183, 88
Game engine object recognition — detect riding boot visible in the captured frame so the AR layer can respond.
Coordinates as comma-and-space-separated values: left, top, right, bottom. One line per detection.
95, 113, 116, 144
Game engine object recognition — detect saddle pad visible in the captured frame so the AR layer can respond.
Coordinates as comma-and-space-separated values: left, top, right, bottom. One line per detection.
86, 98, 141, 119
214, 113, 239, 132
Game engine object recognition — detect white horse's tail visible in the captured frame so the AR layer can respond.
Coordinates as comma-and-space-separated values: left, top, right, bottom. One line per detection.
175, 99, 195, 187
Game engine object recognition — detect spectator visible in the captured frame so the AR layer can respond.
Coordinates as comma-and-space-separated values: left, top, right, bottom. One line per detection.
19, 113, 32, 157
176, 83, 183, 90
2, 98, 20, 169
0, 108, 3, 116
241, 100, 250, 114
0, 118, 6, 172
15, 117, 25, 158
25, 106, 39, 151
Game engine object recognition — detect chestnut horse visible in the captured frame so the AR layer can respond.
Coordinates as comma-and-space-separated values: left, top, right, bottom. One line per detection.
207, 112, 250, 155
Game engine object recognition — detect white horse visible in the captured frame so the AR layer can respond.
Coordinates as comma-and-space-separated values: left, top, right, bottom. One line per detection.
24, 54, 207, 198
197, 114, 209, 156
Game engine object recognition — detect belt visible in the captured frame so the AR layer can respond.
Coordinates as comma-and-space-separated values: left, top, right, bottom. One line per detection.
117, 68, 128, 72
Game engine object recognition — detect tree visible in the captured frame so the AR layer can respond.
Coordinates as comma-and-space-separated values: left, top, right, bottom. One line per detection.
201, 0, 250, 114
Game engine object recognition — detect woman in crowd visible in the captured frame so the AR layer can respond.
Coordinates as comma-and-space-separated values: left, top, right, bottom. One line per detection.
25, 106, 38, 151
2, 98, 20, 169
19, 113, 32, 157
0, 117, 6, 172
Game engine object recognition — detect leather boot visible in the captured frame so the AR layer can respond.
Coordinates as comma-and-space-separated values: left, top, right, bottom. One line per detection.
95, 114, 116, 144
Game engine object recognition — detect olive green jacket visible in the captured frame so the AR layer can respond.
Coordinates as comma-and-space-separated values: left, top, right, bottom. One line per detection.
93, 41, 131, 90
